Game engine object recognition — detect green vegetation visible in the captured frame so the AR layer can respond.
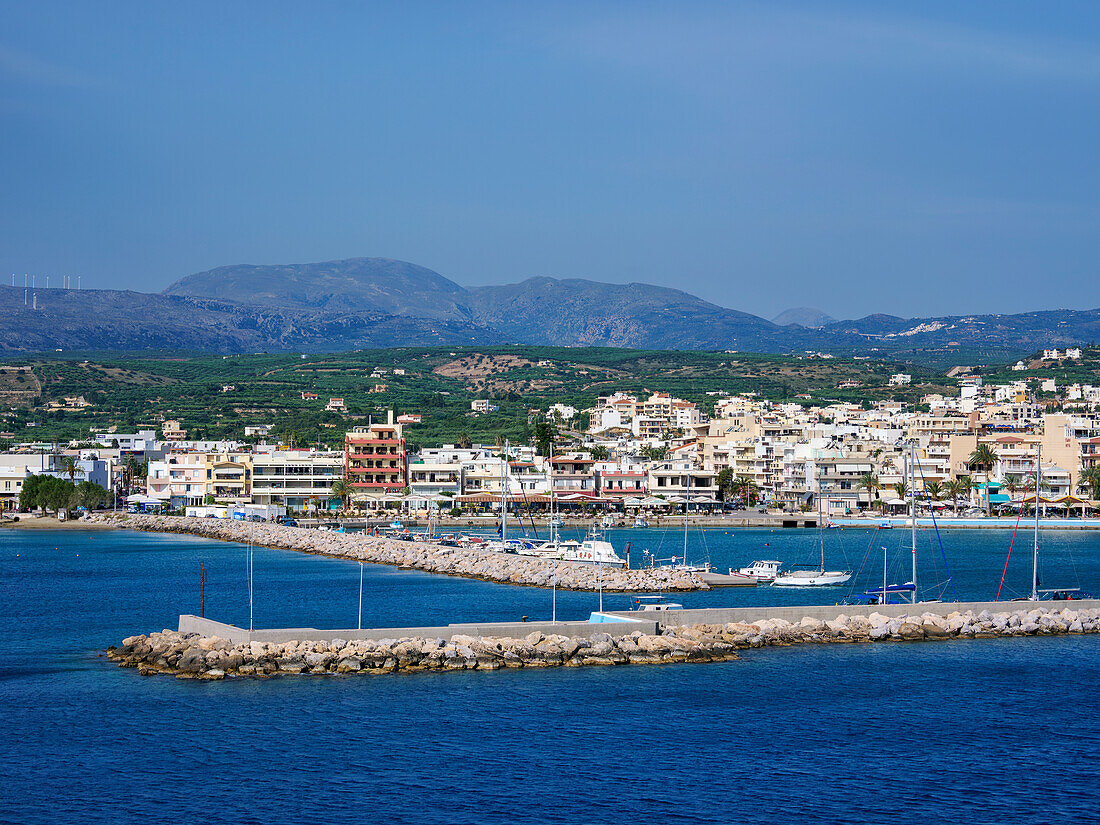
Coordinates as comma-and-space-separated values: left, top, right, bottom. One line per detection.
3, 345, 961, 449
18, 475, 110, 513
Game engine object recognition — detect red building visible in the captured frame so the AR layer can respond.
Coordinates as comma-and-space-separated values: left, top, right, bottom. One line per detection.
344, 412, 406, 504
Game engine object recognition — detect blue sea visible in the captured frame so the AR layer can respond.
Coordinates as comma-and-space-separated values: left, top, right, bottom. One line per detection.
1, 525, 1098, 824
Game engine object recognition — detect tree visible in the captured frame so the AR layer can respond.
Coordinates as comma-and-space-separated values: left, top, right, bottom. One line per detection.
893, 481, 908, 501
19, 474, 77, 514
1002, 474, 1021, 498
716, 467, 735, 501
857, 473, 880, 510
532, 420, 558, 457
924, 479, 944, 504
956, 474, 974, 510
968, 443, 999, 515
71, 480, 110, 511
59, 455, 79, 483
967, 444, 999, 473
1078, 467, 1100, 501
329, 477, 351, 515
943, 479, 962, 515
589, 445, 609, 461
640, 445, 668, 461
732, 475, 759, 507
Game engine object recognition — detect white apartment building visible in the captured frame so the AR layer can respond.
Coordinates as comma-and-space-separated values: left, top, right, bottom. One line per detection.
251, 450, 344, 513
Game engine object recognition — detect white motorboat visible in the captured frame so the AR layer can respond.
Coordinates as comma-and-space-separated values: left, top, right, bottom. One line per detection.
536, 528, 626, 567
732, 560, 783, 582
631, 595, 683, 612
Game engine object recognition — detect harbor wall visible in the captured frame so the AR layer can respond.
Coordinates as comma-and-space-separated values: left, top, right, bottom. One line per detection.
178, 614, 658, 645
600, 598, 1100, 628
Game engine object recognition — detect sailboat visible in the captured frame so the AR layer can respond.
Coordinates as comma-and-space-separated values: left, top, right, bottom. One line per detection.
1011, 445, 1092, 602
485, 440, 539, 555
773, 479, 852, 587
660, 492, 713, 573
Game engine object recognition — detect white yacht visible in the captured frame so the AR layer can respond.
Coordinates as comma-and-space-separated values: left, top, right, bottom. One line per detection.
772, 568, 852, 587
537, 527, 626, 567
732, 560, 783, 582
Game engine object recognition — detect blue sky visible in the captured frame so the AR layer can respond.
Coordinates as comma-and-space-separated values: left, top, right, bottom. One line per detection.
2, 1, 1099, 320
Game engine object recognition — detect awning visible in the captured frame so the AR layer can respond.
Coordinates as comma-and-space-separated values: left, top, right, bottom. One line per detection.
987, 494, 1011, 503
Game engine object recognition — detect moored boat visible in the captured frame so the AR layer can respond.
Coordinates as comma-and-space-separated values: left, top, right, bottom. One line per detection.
732, 559, 783, 582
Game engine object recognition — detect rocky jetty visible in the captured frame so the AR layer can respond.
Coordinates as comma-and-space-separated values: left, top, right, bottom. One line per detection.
86, 513, 706, 592
108, 606, 1100, 680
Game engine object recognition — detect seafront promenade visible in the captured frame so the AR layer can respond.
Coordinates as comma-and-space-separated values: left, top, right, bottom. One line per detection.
85, 513, 708, 592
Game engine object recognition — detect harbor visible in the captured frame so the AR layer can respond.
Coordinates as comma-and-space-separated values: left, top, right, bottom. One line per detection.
4, 523, 1098, 824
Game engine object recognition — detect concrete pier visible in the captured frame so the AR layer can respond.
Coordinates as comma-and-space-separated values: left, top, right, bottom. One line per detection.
597, 598, 1100, 629
178, 614, 658, 646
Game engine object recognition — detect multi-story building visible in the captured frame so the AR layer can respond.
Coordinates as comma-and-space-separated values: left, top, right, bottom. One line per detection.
251, 450, 344, 513
551, 454, 596, 495
647, 459, 718, 500
147, 453, 207, 507
344, 413, 406, 506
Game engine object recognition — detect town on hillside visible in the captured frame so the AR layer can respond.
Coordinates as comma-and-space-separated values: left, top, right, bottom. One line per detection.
5, 345, 1100, 521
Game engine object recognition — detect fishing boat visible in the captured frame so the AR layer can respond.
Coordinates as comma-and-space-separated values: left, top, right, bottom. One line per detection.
732, 560, 783, 582
773, 487, 851, 587
633, 516, 650, 529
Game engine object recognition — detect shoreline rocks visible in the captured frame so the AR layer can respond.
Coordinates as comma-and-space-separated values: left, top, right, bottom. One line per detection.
85, 513, 708, 592
108, 606, 1100, 680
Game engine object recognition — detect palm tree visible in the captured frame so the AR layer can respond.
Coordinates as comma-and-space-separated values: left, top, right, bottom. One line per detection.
1002, 474, 1021, 499
1078, 467, 1100, 501
924, 479, 944, 512
734, 475, 759, 507
858, 473, 880, 511
943, 479, 962, 515
124, 456, 141, 494
968, 444, 999, 515
968, 444, 999, 473
329, 477, 351, 516
893, 481, 908, 501
956, 474, 974, 511
59, 455, 79, 484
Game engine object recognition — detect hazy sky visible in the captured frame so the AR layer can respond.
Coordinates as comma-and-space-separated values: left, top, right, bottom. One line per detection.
3, 2, 1099, 320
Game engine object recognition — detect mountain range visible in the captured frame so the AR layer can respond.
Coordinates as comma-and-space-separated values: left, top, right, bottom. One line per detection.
2, 257, 1097, 364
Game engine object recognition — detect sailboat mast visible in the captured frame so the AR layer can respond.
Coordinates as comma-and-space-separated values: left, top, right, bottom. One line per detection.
683, 488, 689, 565
818, 481, 825, 573
501, 439, 508, 542
549, 441, 557, 546
1032, 443, 1041, 601
910, 443, 917, 604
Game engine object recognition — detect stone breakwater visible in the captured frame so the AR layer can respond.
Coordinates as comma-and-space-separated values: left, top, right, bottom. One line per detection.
86, 513, 706, 592
108, 606, 1100, 680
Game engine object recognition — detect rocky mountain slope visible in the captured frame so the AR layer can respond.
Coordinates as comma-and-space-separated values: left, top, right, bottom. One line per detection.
1, 257, 1096, 362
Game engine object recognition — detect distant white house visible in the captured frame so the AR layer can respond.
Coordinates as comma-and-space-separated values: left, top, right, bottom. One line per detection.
889, 373, 912, 386
1066, 348, 1082, 360
547, 403, 577, 421
1042, 349, 1060, 360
